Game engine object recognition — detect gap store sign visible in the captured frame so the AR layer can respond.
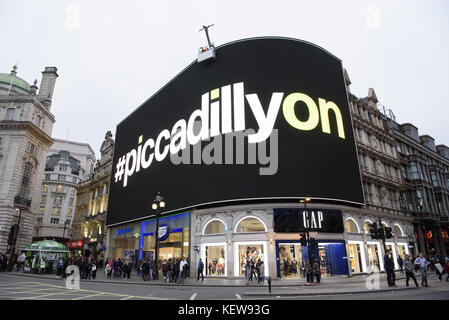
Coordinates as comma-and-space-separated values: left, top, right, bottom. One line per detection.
107, 37, 364, 226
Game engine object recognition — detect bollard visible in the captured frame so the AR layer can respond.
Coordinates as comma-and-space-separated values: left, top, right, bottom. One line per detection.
267, 276, 272, 293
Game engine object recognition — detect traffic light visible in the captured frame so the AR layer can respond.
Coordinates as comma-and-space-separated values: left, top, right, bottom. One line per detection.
368, 222, 379, 239
385, 227, 393, 239
299, 234, 307, 246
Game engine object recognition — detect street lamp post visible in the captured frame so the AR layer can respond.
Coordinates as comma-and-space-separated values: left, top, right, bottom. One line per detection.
300, 198, 312, 275
62, 220, 70, 244
152, 192, 165, 280
11, 208, 23, 257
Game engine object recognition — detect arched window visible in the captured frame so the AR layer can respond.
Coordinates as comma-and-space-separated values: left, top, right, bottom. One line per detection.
363, 220, 373, 234
235, 217, 266, 233
6, 108, 15, 120
344, 218, 360, 233
203, 219, 227, 235
394, 225, 404, 236
35, 115, 41, 127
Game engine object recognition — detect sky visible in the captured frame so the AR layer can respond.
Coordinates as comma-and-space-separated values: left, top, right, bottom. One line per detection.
1, 0, 448, 159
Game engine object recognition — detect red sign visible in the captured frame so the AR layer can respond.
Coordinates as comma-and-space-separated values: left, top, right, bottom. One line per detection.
68, 240, 83, 249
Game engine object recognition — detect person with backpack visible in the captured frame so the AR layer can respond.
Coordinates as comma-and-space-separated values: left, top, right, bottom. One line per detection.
404, 255, 418, 287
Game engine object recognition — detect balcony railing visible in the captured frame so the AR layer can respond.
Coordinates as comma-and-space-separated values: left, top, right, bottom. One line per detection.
14, 195, 32, 209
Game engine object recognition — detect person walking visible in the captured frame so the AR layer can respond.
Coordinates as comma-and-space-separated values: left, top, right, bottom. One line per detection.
179, 257, 187, 284
246, 260, 252, 284
397, 256, 404, 274
106, 260, 113, 279
258, 260, 265, 283
403, 255, 418, 287
149, 258, 155, 281
91, 261, 97, 279
445, 259, 449, 282
414, 253, 429, 287
57, 257, 64, 278
305, 260, 313, 285
123, 260, 131, 280
40, 257, 46, 274
434, 257, 444, 282
197, 258, 204, 282
312, 259, 321, 284
250, 259, 257, 282
384, 250, 396, 288
142, 260, 149, 281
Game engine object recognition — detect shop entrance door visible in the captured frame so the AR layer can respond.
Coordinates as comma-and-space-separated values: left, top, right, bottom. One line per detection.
277, 243, 303, 278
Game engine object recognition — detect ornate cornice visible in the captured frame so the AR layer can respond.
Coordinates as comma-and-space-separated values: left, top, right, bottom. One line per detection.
0, 120, 53, 146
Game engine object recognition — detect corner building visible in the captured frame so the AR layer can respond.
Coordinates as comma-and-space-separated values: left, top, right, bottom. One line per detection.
0, 66, 58, 254
106, 38, 423, 280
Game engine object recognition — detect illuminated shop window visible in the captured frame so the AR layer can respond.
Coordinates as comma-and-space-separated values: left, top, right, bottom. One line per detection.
394, 225, 403, 236
344, 219, 360, 233
203, 219, 227, 235
204, 244, 226, 276
235, 217, 266, 233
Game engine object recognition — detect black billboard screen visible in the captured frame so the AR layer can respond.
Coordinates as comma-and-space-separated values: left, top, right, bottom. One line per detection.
107, 37, 364, 226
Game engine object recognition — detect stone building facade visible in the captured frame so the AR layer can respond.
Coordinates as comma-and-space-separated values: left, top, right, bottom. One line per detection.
0, 65, 58, 254
71, 131, 114, 259
33, 139, 95, 242
388, 121, 449, 256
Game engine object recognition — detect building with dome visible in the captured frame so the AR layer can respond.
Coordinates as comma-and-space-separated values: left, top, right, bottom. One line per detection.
0, 65, 58, 255
33, 139, 95, 243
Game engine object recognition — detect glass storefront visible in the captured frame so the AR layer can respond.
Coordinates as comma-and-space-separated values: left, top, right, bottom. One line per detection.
276, 241, 349, 278
139, 212, 190, 262
236, 242, 266, 277
109, 223, 140, 262
203, 244, 226, 276
278, 243, 303, 278
396, 243, 408, 260
366, 243, 381, 272
348, 242, 364, 273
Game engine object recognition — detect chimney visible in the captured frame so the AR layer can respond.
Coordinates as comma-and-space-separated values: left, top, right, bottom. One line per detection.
39, 67, 59, 109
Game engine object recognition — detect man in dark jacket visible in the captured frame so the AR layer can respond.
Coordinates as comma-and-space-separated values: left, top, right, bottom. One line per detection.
197, 258, 204, 282
384, 250, 396, 288
142, 260, 149, 281
397, 256, 404, 274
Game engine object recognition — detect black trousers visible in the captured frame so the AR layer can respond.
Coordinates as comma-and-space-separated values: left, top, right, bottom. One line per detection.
405, 271, 418, 287
386, 270, 396, 286
197, 270, 204, 281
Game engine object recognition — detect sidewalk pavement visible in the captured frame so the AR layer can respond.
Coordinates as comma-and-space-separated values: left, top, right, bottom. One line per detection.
3, 268, 438, 295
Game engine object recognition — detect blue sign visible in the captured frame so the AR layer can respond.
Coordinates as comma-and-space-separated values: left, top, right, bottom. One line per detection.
117, 227, 132, 235
158, 224, 170, 241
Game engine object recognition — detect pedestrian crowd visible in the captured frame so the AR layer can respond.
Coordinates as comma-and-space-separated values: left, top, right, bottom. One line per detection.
243, 258, 266, 285
384, 250, 449, 288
